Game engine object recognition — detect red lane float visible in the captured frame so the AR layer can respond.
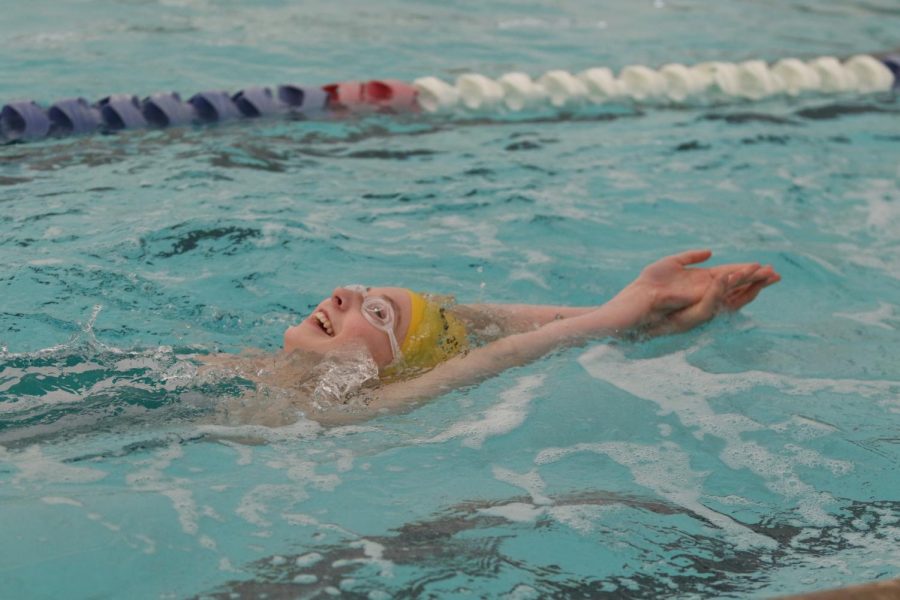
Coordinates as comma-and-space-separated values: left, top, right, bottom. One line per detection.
362, 80, 419, 112
323, 80, 418, 113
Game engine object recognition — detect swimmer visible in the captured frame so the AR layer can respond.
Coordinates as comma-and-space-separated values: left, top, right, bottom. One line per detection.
205, 250, 779, 425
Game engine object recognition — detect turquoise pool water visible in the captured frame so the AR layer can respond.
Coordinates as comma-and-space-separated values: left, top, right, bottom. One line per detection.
2, 1, 900, 598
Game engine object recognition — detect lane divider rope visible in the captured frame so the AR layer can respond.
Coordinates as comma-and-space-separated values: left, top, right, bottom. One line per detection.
2, 53, 897, 144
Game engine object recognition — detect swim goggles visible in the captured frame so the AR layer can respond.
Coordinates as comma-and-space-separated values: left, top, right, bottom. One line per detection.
344, 285, 401, 363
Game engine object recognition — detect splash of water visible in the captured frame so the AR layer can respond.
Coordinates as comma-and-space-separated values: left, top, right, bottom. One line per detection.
0, 304, 243, 445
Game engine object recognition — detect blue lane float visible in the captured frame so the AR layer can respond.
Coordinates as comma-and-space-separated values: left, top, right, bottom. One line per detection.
189, 90, 241, 123
142, 92, 196, 128
276, 85, 328, 114
1, 100, 51, 141
233, 87, 286, 117
881, 54, 900, 88
48, 97, 102, 135
98, 95, 147, 130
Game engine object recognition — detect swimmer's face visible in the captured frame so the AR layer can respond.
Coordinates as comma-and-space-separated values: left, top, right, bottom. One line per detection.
283, 286, 412, 369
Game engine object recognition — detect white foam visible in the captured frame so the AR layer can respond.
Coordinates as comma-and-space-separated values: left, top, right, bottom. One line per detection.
332, 539, 393, 578
202, 505, 223, 521
505, 584, 541, 600
509, 250, 554, 289
416, 374, 545, 448
236, 452, 345, 536
577, 346, 893, 527
770, 415, 838, 441
236, 483, 306, 528
265, 452, 341, 491
125, 442, 215, 546
491, 466, 551, 505
832, 302, 900, 330
478, 502, 544, 523
334, 449, 354, 472
536, 440, 776, 548
281, 513, 357, 539
218, 557, 235, 572
40, 496, 83, 507
2, 445, 107, 486
295, 552, 323, 567
326, 425, 380, 437
134, 534, 156, 555
546, 504, 612, 534
195, 417, 322, 443
217, 440, 254, 466
161, 486, 199, 535
431, 215, 503, 261
784, 444, 853, 475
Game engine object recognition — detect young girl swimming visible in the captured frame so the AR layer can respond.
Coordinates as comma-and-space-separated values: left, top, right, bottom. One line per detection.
208, 249, 779, 426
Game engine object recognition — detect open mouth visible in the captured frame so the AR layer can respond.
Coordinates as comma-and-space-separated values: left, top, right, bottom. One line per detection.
312, 310, 335, 337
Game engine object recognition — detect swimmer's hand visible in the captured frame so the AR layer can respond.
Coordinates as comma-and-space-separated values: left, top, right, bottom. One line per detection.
607, 249, 780, 337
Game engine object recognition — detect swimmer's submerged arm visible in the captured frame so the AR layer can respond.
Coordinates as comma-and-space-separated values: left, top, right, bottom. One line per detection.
377, 250, 780, 409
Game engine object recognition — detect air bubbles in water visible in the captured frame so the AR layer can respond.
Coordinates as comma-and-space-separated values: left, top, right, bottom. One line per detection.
308, 352, 379, 411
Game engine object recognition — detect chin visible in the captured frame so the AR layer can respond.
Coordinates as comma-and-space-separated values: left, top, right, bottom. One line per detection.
283, 325, 306, 352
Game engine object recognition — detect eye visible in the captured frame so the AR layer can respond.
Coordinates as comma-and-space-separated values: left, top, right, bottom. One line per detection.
364, 299, 392, 324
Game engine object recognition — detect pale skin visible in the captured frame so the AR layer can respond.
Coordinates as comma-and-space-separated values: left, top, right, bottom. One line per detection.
263, 249, 780, 424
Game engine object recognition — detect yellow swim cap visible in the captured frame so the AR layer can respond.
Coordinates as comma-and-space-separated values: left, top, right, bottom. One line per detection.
382, 290, 468, 380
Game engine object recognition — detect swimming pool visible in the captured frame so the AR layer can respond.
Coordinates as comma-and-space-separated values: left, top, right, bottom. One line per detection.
2, 0, 900, 597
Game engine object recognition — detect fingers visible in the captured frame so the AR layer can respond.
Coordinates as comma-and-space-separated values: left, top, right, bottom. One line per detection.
697, 272, 728, 316
724, 271, 780, 311
710, 262, 759, 279
667, 273, 728, 333
725, 263, 762, 289
725, 263, 782, 291
724, 283, 757, 309
672, 248, 712, 266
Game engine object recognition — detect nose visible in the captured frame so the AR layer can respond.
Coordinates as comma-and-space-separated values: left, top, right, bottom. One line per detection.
331, 287, 360, 311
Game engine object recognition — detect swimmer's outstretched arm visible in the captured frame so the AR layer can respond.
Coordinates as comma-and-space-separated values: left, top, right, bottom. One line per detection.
453, 258, 775, 337
451, 303, 593, 338
376, 250, 779, 409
